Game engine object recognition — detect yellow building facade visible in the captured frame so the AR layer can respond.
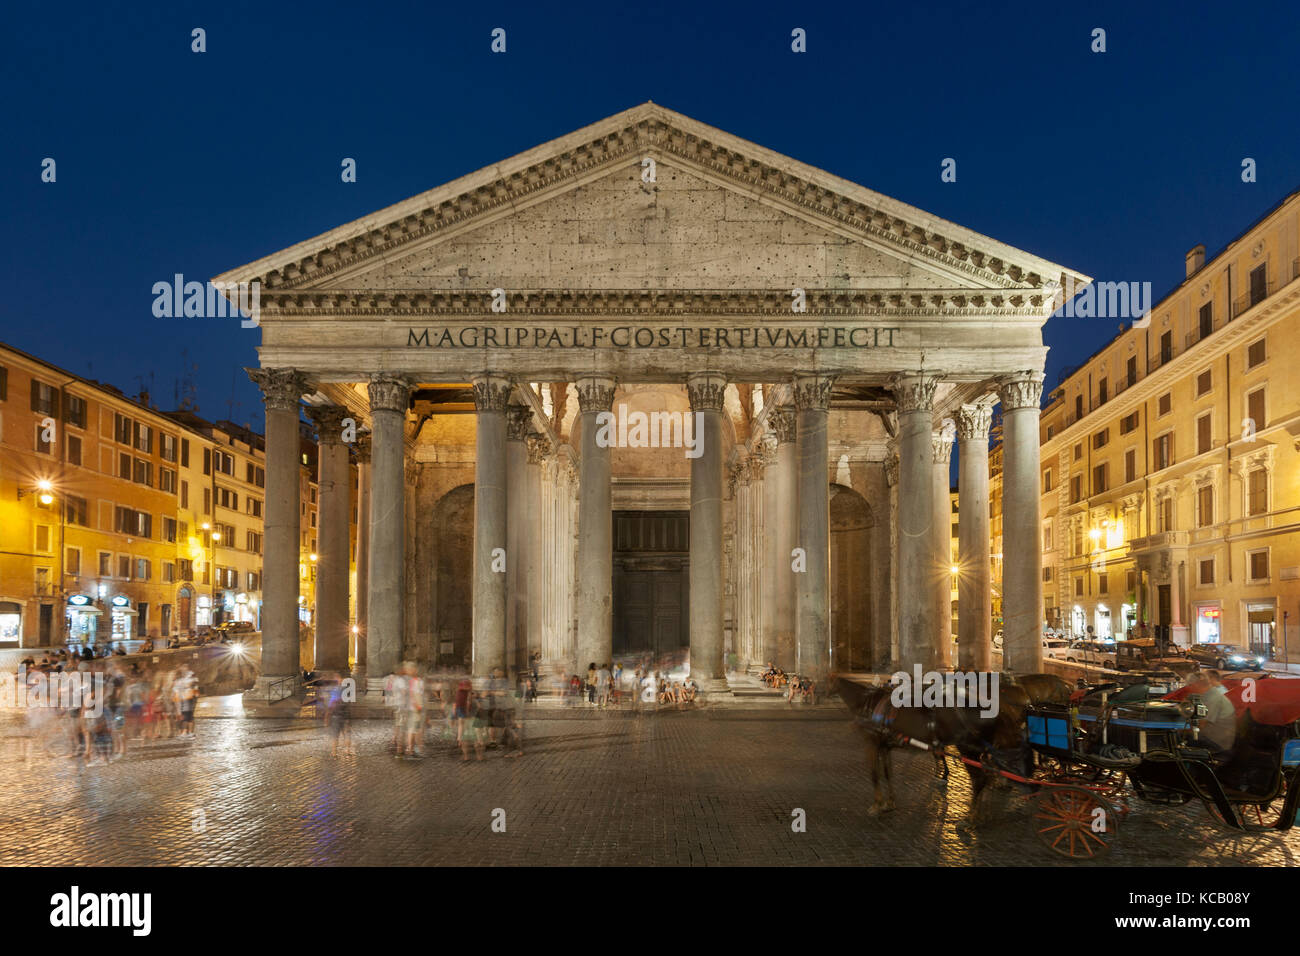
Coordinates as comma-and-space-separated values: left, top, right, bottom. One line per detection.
0, 344, 189, 647
1038, 190, 1300, 658
1, 343, 355, 657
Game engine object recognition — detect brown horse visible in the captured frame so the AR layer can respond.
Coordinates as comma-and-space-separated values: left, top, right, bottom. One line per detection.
835, 672, 1070, 817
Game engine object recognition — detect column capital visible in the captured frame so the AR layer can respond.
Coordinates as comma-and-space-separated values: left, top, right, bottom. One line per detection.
471, 373, 512, 412
525, 432, 551, 464
884, 451, 900, 488
368, 373, 413, 414
955, 402, 994, 441
996, 371, 1045, 411
305, 404, 351, 445
932, 427, 954, 464
506, 404, 534, 441
247, 367, 313, 411
574, 375, 617, 412
889, 372, 940, 414
770, 406, 797, 445
686, 371, 727, 412
792, 372, 836, 411
354, 432, 371, 464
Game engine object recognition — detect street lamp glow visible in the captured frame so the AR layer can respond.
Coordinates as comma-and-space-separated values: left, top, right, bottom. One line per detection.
1089, 528, 1102, 541
310, 553, 318, 562
212, 532, 221, 542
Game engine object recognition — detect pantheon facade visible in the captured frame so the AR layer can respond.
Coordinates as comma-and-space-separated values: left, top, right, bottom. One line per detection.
216, 104, 1089, 694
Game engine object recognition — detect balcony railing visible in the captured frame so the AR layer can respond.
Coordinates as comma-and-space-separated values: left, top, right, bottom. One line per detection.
1142, 259, 1300, 373
1148, 348, 1175, 373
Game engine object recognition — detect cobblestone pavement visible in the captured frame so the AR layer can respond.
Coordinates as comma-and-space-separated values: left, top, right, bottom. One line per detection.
1, 705, 1297, 866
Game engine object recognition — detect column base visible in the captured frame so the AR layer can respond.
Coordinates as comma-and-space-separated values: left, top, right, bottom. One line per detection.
698, 678, 731, 699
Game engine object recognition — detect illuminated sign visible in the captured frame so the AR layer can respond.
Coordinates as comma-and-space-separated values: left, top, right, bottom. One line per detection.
67, 594, 91, 606
111, 595, 130, 608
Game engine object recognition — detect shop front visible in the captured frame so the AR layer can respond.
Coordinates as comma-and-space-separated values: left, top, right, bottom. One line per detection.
1194, 602, 1222, 644
109, 594, 138, 644
65, 593, 101, 649
1246, 601, 1276, 659
1093, 604, 1113, 641
0, 600, 23, 647
196, 594, 213, 628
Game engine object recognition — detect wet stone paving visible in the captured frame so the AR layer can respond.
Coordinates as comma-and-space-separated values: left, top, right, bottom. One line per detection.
0, 705, 1296, 866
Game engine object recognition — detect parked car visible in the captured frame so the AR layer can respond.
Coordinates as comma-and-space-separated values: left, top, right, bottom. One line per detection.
213, 620, 256, 643
1043, 637, 1072, 661
1114, 638, 1185, 672
1065, 640, 1117, 669
1184, 642, 1266, 671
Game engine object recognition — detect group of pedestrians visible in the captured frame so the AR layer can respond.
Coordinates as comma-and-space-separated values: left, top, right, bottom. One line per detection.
378, 663, 524, 761
555, 660, 698, 709
18, 659, 200, 767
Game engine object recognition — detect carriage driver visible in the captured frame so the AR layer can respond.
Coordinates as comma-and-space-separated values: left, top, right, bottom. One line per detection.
1188, 670, 1236, 753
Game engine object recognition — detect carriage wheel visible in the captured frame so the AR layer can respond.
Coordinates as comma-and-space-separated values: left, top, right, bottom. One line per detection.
1206, 778, 1287, 832
1031, 787, 1117, 859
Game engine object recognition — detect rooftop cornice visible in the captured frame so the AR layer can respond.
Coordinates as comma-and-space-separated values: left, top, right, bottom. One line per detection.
1036, 278, 1300, 456
213, 103, 1088, 297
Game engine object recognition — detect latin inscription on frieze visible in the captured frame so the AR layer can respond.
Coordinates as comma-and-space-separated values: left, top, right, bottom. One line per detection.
406, 325, 903, 349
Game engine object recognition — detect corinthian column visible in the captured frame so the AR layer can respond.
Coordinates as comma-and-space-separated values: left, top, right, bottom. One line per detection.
770, 407, 798, 670
891, 373, 939, 671
956, 403, 993, 671
884, 444, 900, 670
246, 367, 311, 695
687, 371, 727, 689
306, 404, 352, 674
524, 432, 549, 672
505, 403, 533, 677
353, 434, 371, 684
471, 374, 511, 678
758, 437, 780, 668
365, 373, 411, 692
575, 375, 616, 675
794, 373, 835, 680
998, 371, 1045, 673
932, 425, 954, 669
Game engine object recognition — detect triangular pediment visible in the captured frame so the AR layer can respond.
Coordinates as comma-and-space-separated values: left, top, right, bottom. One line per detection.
214, 102, 1088, 308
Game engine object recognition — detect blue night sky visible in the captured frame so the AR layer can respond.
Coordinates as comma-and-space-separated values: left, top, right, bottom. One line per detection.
3, 0, 1298, 432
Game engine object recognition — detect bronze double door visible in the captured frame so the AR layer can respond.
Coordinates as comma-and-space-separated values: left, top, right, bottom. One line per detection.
612, 511, 689, 661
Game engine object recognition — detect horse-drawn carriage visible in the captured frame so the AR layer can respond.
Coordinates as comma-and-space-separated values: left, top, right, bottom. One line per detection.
838, 672, 1300, 859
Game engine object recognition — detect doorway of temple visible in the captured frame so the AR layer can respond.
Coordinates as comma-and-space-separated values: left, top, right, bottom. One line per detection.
612, 510, 690, 667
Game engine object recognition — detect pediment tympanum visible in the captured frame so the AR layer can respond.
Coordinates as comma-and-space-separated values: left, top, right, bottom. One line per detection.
217, 103, 1089, 385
